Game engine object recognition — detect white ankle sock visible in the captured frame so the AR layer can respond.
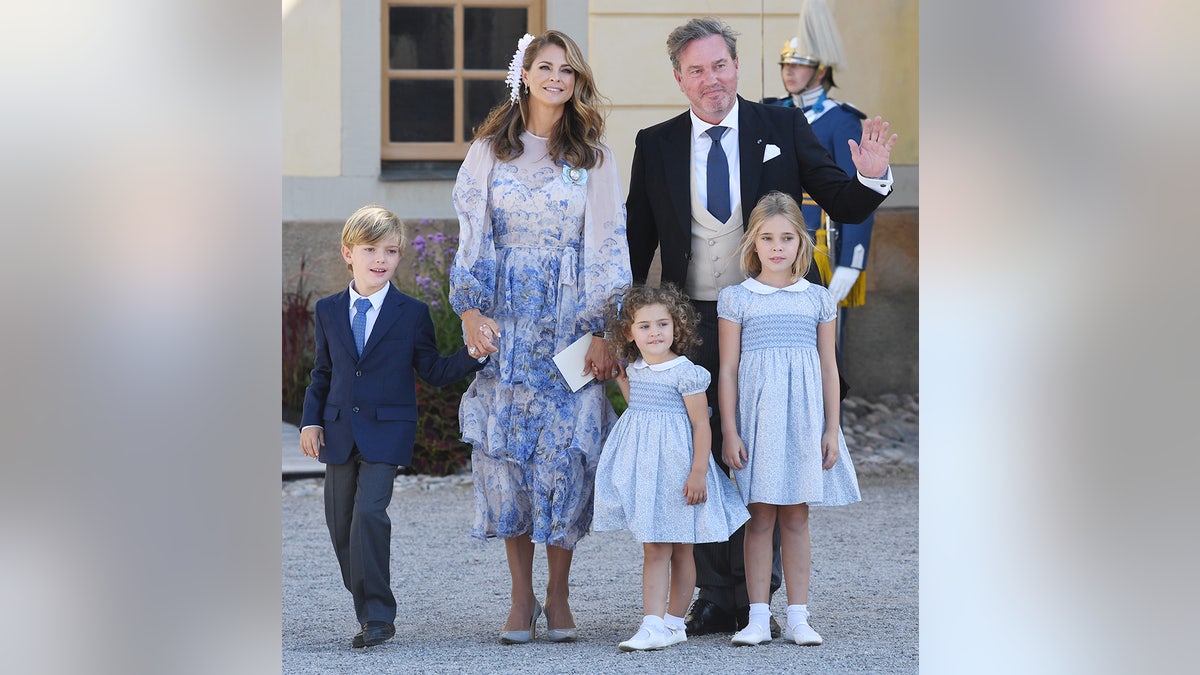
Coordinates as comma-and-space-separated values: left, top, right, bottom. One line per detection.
641, 614, 668, 635
748, 602, 771, 631
664, 613, 686, 631
787, 604, 810, 628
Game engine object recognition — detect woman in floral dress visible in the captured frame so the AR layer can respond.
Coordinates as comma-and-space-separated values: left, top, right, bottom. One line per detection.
449, 30, 630, 644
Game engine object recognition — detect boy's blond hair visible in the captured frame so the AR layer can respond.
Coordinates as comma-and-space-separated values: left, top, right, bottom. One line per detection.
341, 205, 407, 270
737, 191, 815, 280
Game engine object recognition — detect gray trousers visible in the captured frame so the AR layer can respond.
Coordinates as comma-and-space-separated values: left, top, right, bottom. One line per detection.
324, 448, 398, 625
691, 300, 782, 613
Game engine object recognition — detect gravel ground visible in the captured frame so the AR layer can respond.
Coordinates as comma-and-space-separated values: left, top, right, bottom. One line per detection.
282, 474, 917, 674
282, 394, 918, 673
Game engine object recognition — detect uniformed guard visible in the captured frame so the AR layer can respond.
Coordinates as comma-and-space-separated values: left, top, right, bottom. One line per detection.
763, 0, 875, 311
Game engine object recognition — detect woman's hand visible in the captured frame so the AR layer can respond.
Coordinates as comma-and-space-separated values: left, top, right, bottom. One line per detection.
461, 308, 500, 358
584, 334, 622, 381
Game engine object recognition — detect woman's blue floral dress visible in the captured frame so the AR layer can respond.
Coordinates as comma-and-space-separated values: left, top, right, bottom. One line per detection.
450, 132, 631, 549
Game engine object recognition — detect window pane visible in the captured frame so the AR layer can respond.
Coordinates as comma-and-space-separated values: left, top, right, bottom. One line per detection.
389, 80, 453, 142
388, 6, 452, 70
463, 8, 529, 70
463, 78, 510, 139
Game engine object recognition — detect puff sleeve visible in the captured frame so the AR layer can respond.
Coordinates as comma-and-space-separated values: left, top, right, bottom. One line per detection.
676, 362, 712, 397
815, 285, 838, 323
716, 284, 745, 324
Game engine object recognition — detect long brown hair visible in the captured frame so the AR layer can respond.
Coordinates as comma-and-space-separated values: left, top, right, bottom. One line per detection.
472, 30, 608, 170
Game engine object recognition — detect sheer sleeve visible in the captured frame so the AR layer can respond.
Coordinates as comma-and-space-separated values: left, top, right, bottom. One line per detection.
576, 144, 632, 334
449, 140, 498, 317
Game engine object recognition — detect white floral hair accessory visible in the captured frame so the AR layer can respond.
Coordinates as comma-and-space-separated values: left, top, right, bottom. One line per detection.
506, 33, 536, 104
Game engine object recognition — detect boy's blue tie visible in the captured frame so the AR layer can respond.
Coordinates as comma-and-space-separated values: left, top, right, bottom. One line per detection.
352, 297, 371, 356
705, 126, 731, 222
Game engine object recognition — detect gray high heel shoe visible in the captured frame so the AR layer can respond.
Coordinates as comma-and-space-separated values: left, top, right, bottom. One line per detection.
500, 601, 542, 644
544, 606, 578, 642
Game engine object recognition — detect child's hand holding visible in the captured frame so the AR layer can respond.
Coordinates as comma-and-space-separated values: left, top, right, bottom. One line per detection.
300, 426, 324, 459
821, 429, 840, 470
683, 469, 708, 505
722, 434, 748, 471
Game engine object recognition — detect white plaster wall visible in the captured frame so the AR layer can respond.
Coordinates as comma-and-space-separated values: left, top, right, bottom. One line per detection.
282, 0, 341, 177
283, 1, 589, 221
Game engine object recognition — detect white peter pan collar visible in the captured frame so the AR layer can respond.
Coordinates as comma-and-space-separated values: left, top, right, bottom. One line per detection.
630, 355, 689, 371
741, 277, 810, 294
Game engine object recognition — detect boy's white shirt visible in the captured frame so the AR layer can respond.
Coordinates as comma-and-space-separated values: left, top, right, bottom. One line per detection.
348, 281, 391, 342
301, 282, 392, 433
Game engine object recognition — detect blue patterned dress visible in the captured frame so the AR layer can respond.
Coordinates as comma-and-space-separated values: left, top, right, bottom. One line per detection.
717, 278, 861, 506
593, 356, 749, 543
450, 132, 631, 549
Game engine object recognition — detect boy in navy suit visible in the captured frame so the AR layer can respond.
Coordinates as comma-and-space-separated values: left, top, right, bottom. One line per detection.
300, 205, 484, 648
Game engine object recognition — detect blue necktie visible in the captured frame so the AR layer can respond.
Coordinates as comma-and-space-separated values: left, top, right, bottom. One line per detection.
352, 297, 371, 356
706, 126, 731, 222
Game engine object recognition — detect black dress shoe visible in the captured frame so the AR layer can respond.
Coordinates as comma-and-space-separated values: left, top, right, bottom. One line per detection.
353, 621, 395, 648
352, 624, 367, 648
684, 598, 737, 635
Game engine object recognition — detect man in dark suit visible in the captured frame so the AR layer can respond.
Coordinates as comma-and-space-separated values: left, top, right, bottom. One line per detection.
301, 205, 484, 648
625, 16, 897, 637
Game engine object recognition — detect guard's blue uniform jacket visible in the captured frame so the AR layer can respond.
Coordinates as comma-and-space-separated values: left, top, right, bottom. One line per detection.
763, 93, 875, 271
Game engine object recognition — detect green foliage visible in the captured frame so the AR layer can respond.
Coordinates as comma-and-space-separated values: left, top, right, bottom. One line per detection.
399, 221, 473, 476
282, 257, 315, 416
606, 380, 627, 416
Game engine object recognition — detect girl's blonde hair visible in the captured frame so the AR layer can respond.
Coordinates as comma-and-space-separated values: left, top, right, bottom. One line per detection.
473, 30, 608, 170
737, 190, 815, 281
605, 283, 701, 362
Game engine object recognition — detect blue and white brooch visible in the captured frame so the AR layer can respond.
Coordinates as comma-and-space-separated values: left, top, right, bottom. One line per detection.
561, 164, 588, 186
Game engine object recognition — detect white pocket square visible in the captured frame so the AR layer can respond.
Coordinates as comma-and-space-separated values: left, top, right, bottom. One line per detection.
763, 143, 781, 162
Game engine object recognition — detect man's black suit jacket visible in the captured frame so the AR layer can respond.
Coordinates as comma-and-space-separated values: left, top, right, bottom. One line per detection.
625, 96, 889, 287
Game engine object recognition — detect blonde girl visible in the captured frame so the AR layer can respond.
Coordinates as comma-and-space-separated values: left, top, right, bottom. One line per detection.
716, 191, 861, 647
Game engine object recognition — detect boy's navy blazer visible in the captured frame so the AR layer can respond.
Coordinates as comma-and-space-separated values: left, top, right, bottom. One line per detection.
301, 284, 482, 466
626, 95, 890, 286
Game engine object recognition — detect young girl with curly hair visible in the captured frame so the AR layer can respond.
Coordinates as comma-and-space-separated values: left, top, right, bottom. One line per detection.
593, 284, 749, 651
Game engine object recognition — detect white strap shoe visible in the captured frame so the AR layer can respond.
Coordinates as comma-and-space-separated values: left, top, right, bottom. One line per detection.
663, 626, 687, 646
730, 622, 773, 646
618, 626, 672, 651
785, 620, 823, 646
